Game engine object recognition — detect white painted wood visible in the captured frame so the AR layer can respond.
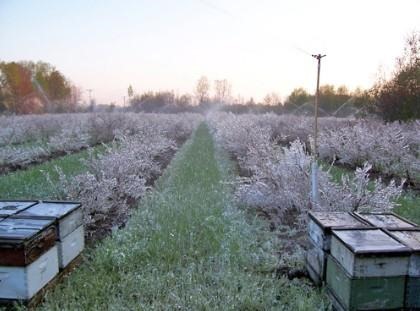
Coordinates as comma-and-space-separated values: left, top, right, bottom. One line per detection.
331, 233, 409, 278
57, 225, 84, 268
0, 246, 58, 300
57, 208, 83, 240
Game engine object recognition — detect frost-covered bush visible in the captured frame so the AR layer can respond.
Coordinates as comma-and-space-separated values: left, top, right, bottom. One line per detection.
44, 113, 202, 236
208, 112, 404, 232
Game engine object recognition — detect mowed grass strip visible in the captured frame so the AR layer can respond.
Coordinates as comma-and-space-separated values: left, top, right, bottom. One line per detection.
37, 124, 327, 310
0, 146, 104, 199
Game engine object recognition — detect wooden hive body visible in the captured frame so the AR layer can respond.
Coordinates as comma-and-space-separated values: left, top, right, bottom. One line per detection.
17, 201, 84, 269
387, 228, 420, 309
327, 228, 410, 310
0, 246, 59, 300
0, 217, 57, 266
56, 225, 84, 268
306, 212, 369, 285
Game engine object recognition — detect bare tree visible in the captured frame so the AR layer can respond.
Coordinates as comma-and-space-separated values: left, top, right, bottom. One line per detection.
195, 76, 210, 104
214, 79, 232, 104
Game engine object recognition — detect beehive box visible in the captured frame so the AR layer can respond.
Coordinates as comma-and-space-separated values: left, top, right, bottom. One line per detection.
387, 228, 420, 309
0, 217, 57, 266
306, 212, 369, 285
0, 200, 37, 217
0, 217, 59, 300
327, 228, 410, 310
18, 201, 84, 268
354, 212, 417, 229
308, 212, 369, 251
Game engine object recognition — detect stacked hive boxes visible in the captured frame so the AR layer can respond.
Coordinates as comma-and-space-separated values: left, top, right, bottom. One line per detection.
308, 211, 419, 310
0, 200, 84, 302
327, 228, 410, 310
306, 211, 369, 285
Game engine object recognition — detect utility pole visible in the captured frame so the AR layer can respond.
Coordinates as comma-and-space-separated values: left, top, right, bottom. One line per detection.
311, 53, 326, 207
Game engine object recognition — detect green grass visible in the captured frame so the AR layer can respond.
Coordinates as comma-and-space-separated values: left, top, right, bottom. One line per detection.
325, 163, 420, 224
35, 124, 327, 310
0, 146, 104, 199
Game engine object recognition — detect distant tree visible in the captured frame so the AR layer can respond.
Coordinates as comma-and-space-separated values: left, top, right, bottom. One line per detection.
128, 85, 134, 99
371, 31, 420, 121
0, 61, 34, 113
214, 79, 231, 104
284, 87, 311, 110
263, 92, 282, 106
195, 76, 210, 104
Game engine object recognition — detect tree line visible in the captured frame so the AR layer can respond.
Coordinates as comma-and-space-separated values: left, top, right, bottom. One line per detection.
0, 61, 81, 114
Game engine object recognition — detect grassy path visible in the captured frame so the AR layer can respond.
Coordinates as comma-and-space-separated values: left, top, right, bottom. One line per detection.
36, 124, 326, 310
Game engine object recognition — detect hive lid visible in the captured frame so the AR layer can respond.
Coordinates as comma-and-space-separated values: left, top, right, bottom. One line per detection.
332, 228, 411, 255
0, 217, 55, 242
309, 211, 368, 230
355, 212, 416, 228
17, 201, 81, 220
0, 200, 37, 216
387, 229, 420, 251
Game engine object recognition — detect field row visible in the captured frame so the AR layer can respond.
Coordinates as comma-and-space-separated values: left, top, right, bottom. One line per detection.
0, 113, 201, 173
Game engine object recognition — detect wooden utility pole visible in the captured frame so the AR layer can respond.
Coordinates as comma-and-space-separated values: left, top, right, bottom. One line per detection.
311, 53, 326, 206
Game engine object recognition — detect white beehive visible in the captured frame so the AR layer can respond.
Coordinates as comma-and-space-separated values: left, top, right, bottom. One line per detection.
18, 201, 84, 269
0, 217, 59, 301
0, 200, 37, 217
0, 246, 59, 300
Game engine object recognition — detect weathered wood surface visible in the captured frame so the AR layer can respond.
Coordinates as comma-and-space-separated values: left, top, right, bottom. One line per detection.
0, 201, 37, 217
18, 201, 82, 240
355, 212, 417, 229
308, 212, 368, 251
306, 239, 326, 284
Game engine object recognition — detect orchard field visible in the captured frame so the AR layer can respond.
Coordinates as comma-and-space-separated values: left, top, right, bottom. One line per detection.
1, 112, 419, 310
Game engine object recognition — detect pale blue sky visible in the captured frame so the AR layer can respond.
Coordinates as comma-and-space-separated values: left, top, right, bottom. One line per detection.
1, 0, 419, 105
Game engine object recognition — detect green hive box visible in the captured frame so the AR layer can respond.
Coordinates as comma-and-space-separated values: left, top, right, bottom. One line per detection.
387, 228, 420, 309
327, 228, 410, 310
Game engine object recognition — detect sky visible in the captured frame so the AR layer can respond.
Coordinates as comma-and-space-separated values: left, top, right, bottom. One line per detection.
1, 0, 419, 105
